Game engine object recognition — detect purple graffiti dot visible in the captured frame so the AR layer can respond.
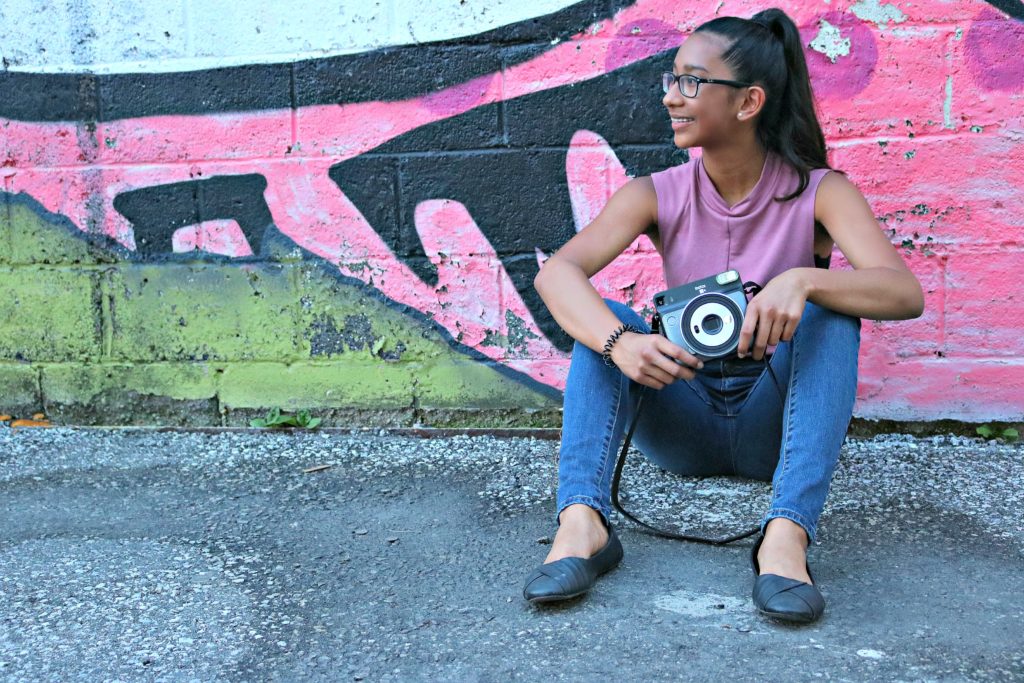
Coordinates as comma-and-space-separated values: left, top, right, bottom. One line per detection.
799, 12, 877, 100
965, 8, 1024, 92
604, 19, 682, 73
420, 72, 498, 115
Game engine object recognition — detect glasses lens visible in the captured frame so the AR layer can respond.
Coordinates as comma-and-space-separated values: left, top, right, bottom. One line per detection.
681, 75, 698, 97
661, 73, 674, 94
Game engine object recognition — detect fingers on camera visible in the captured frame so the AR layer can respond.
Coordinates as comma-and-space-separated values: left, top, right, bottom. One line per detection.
675, 352, 701, 373
652, 365, 677, 386
662, 363, 691, 382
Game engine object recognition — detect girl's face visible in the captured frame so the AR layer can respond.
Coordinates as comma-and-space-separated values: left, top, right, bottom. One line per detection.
663, 32, 748, 149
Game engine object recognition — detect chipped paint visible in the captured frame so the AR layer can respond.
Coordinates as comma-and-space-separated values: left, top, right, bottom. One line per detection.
506, 310, 541, 356
944, 75, 954, 129
809, 19, 851, 63
851, 0, 907, 29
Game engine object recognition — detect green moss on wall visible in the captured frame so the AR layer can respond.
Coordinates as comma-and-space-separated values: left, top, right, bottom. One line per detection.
0, 193, 560, 426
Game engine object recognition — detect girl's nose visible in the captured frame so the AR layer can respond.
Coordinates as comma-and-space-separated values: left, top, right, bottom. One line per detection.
663, 88, 681, 107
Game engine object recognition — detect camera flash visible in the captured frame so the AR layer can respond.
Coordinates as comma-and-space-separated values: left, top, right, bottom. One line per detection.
716, 270, 739, 286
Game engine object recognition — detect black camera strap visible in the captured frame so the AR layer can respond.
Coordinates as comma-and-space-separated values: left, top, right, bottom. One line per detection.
609, 294, 787, 545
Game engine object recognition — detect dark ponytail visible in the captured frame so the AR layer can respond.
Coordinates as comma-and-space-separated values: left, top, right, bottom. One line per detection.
694, 8, 830, 201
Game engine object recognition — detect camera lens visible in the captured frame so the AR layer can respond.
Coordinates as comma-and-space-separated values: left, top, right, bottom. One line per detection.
701, 313, 723, 335
680, 293, 742, 357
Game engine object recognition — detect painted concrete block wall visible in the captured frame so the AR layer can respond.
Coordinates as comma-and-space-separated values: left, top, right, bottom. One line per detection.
0, 0, 1021, 425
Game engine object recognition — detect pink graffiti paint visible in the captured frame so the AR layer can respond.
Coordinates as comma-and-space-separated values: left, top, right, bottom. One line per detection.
565, 129, 657, 261
172, 219, 254, 257
964, 7, 1024, 91
420, 73, 500, 115
412, 199, 507, 350
855, 356, 1024, 421
604, 19, 682, 72
566, 130, 621, 232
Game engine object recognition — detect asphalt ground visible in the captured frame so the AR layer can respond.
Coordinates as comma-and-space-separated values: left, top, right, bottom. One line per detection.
1, 426, 1023, 682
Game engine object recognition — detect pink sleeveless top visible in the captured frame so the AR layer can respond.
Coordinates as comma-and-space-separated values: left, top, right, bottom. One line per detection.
650, 152, 832, 291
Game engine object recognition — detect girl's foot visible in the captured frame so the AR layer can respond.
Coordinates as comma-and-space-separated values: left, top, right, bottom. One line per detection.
751, 529, 824, 623
523, 504, 623, 603
756, 517, 812, 584
544, 503, 609, 563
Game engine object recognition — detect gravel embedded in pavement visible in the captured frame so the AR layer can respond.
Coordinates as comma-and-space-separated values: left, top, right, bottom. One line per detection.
1, 427, 1022, 681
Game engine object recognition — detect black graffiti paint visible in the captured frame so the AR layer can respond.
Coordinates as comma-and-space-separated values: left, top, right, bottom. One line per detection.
330, 51, 689, 351
3, 0, 1021, 123
986, 0, 1024, 19
113, 175, 273, 257
0, 0, 636, 123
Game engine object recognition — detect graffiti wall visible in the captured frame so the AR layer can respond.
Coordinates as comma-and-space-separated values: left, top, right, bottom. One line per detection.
1, 0, 1021, 426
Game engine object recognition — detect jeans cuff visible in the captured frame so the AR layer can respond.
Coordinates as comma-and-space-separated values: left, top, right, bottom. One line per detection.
761, 508, 817, 544
556, 495, 610, 529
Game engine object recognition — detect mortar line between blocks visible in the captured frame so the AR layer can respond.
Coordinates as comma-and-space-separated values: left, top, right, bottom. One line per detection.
100, 270, 114, 358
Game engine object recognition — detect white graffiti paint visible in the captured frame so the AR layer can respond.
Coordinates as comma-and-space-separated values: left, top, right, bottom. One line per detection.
0, 0, 579, 74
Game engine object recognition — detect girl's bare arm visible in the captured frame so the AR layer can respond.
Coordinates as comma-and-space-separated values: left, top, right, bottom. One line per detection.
804, 172, 925, 320
534, 177, 703, 389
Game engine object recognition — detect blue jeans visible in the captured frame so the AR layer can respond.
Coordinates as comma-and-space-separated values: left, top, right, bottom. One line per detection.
555, 298, 861, 543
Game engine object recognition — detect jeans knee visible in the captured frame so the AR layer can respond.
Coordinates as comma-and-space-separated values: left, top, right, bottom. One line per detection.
570, 339, 601, 365
602, 298, 649, 331
568, 299, 649, 369
800, 301, 861, 340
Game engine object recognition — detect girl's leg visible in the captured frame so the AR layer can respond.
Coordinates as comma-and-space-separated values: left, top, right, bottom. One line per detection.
556, 299, 729, 529
731, 300, 862, 543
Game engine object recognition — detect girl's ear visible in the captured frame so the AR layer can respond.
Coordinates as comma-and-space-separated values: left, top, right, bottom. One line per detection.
737, 85, 767, 121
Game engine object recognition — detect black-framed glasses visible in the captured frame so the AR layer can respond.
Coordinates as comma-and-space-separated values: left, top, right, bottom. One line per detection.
662, 72, 752, 98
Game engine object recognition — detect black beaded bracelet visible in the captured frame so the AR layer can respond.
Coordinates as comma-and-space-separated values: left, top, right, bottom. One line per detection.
602, 324, 642, 367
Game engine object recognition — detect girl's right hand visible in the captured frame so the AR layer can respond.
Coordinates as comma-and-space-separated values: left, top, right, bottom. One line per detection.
609, 332, 704, 389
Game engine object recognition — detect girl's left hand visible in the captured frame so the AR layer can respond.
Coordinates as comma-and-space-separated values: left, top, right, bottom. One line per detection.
737, 269, 810, 360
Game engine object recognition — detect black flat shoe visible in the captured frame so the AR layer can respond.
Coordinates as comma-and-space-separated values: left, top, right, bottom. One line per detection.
522, 523, 624, 603
750, 533, 825, 624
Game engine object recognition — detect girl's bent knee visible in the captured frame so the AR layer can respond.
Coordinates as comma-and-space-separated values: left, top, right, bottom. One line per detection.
602, 297, 649, 331
801, 301, 861, 336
